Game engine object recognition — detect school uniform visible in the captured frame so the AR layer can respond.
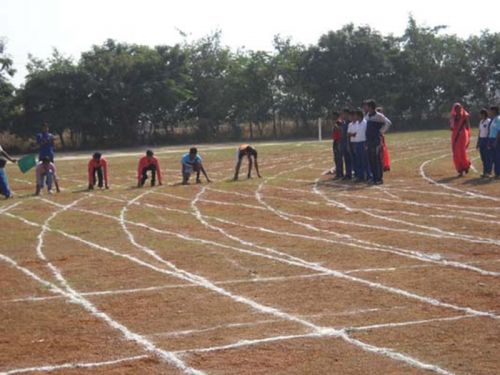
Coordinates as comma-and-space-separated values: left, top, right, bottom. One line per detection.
332, 124, 342, 177
340, 120, 352, 178
366, 112, 392, 184
488, 115, 500, 177
351, 120, 369, 181
36, 131, 55, 162
477, 118, 492, 175
0, 145, 12, 198
348, 121, 358, 177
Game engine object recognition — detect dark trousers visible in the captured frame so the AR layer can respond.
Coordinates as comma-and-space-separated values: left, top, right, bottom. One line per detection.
353, 142, 369, 180
479, 138, 492, 175
493, 139, 500, 176
92, 167, 104, 187
340, 143, 352, 178
367, 142, 383, 183
333, 141, 342, 177
140, 165, 157, 186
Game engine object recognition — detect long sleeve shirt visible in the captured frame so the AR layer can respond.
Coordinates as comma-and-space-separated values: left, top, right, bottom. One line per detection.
137, 156, 162, 184
366, 112, 392, 145
88, 158, 108, 185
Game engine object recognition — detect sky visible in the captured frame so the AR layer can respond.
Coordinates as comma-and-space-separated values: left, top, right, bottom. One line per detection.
1, 0, 498, 87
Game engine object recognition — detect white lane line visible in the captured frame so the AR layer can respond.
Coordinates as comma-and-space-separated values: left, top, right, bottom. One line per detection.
117, 190, 321, 331
0, 201, 25, 214
25, 193, 500, 318
1, 355, 148, 375
7, 201, 454, 373
0, 208, 481, 373
2, 273, 330, 304
253, 185, 499, 277
347, 314, 476, 333
175, 314, 475, 355
420, 154, 500, 202
18, 195, 204, 375
148, 307, 404, 339
313, 178, 500, 247
0, 252, 203, 375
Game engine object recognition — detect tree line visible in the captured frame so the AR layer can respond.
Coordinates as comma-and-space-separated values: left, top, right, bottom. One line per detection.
0, 17, 499, 150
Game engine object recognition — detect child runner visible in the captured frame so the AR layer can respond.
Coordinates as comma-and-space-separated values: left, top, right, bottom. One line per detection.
0, 144, 17, 199
181, 147, 211, 185
233, 144, 261, 180
352, 109, 369, 182
365, 99, 392, 185
137, 150, 163, 187
35, 156, 60, 195
36, 123, 55, 162
88, 152, 109, 190
476, 108, 491, 178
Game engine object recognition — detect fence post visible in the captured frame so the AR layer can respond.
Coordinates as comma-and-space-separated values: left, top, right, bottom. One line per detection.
318, 117, 322, 142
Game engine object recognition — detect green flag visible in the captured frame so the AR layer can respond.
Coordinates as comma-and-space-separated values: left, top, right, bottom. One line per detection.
18, 154, 37, 174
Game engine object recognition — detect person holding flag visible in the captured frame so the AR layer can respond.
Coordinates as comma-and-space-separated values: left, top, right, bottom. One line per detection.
0, 144, 17, 199
36, 123, 55, 162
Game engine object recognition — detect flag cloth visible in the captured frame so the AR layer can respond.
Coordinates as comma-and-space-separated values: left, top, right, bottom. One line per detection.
18, 154, 37, 173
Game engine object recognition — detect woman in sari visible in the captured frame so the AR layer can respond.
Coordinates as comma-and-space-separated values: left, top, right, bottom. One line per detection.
449, 103, 471, 176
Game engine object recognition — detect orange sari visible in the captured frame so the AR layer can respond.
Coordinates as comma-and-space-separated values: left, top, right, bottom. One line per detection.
450, 103, 471, 173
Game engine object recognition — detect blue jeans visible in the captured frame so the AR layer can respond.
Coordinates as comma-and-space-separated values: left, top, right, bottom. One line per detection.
0, 168, 11, 197
38, 172, 54, 191
478, 138, 492, 175
353, 142, 369, 180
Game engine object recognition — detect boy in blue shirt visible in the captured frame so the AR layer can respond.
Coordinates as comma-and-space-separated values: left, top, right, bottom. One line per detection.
36, 123, 55, 162
487, 106, 500, 179
181, 147, 211, 185
0, 145, 17, 199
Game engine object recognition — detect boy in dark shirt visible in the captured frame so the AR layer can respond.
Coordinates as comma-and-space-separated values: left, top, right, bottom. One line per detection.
364, 99, 392, 185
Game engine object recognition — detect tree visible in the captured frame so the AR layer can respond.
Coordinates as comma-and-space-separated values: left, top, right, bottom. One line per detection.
0, 39, 16, 129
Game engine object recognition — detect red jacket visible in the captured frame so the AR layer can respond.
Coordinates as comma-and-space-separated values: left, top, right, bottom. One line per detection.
88, 158, 108, 185
137, 156, 162, 184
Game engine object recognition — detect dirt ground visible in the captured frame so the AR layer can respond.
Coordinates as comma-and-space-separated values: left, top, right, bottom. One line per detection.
0, 130, 498, 374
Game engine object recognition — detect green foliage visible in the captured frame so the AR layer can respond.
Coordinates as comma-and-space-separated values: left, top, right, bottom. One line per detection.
1, 17, 499, 148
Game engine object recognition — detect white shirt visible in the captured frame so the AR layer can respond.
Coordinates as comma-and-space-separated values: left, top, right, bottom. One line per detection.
352, 120, 367, 142
479, 118, 491, 138
0, 145, 6, 163
347, 121, 357, 139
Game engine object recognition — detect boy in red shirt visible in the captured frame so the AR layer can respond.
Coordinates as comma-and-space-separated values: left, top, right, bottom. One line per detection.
88, 152, 109, 190
331, 111, 342, 178
137, 150, 162, 187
